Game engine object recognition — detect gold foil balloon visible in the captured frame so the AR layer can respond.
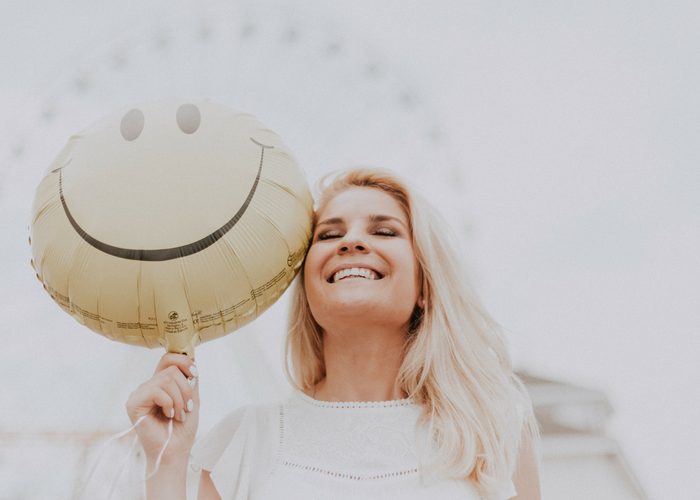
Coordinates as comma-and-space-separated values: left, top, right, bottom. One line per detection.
30, 100, 313, 356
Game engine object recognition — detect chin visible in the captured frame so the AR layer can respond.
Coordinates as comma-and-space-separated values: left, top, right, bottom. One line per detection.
327, 296, 381, 316
315, 297, 411, 329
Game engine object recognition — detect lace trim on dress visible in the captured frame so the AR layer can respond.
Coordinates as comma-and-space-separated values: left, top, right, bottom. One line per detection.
281, 460, 419, 481
295, 390, 416, 408
277, 394, 422, 482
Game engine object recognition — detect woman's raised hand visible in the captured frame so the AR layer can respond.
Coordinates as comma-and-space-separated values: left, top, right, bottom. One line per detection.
125, 352, 200, 468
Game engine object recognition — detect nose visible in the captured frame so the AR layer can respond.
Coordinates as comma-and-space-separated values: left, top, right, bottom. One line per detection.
337, 238, 369, 255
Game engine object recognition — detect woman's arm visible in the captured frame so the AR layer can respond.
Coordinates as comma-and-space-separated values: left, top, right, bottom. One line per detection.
511, 430, 541, 500
125, 353, 199, 499
145, 460, 188, 500
198, 470, 222, 500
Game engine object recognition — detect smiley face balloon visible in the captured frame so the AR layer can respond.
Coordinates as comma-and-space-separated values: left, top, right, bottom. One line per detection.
30, 100, 313, 356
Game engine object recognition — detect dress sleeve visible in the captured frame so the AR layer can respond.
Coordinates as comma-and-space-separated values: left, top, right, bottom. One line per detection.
189, 406, 258, 500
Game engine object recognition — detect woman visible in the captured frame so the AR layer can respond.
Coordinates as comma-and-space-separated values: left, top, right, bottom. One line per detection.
126, 168, 541, 499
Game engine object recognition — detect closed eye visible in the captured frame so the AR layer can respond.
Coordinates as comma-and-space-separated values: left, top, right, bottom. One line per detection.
316, 230, 343, 241
374, 227, 397, 236
316, 227, 398, 240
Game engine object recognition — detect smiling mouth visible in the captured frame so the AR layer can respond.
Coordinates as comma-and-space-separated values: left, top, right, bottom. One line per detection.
57, 137, 273, 261
328, 267, 383, 283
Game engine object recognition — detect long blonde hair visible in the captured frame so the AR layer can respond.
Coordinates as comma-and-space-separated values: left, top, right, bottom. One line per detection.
284, 168, 539, 496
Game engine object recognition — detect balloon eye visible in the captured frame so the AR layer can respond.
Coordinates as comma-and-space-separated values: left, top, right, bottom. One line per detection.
120, 109, 144, 141
177, 103, 201, 134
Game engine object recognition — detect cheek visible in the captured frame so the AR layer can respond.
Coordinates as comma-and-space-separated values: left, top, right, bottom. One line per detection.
398, 245, 419, 281
303, 245, 320, 277
408, 264, 421, 300
302, 260, 314, 293
413, 259, 422, 291
405, 253, 422, 302
302, 247, 324, 296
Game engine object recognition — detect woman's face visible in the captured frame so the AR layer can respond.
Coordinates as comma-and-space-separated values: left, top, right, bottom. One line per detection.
303, 186, 421, 332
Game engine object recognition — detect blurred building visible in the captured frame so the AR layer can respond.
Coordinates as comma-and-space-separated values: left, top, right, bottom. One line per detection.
522, 373, 648, 500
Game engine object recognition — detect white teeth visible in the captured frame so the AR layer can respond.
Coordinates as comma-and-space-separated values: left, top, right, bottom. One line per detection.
332, 267, 378, 283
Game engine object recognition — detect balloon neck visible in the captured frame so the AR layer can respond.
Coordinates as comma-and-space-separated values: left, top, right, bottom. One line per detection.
163, 335, 197, 359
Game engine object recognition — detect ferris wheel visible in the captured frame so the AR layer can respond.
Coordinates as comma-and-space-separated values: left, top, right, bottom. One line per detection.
3, 2, 466, 203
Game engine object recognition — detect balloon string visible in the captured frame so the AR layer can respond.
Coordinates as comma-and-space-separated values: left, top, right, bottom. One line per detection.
77, 414, 175, 498
145, 416, 174, 480
77, 414, 148, 498
107, 433, 139, 499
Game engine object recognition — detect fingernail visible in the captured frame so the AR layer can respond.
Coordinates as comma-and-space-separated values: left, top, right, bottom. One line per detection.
180, 409, 186, 422
169, 408, 175, 419
188, 377, 197, 387
189, 364, 198, 377
187, 399, 194, 412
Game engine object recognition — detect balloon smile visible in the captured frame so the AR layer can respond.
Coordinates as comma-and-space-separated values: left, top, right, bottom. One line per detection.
57, 137, 273, 261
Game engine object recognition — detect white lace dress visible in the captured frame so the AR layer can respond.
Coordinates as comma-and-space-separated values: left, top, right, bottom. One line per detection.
189, 391, 517, 500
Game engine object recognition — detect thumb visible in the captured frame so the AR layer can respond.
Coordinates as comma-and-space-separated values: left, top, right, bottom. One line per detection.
189, 370, 200, 408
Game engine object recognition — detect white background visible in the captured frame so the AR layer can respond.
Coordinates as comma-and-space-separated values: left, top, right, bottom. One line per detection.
1, 1, 699, 499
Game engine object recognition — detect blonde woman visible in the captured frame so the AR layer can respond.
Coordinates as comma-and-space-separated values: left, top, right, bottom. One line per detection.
126, 168, 541, 499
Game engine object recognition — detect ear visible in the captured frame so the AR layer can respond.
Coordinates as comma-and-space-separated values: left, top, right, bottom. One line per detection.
417, 296, 425, 309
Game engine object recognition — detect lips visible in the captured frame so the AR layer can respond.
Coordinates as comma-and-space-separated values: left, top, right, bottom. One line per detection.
327, 266, 383, 283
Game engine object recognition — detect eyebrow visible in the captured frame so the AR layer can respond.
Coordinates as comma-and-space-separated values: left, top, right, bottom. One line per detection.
316, 214, 408, 229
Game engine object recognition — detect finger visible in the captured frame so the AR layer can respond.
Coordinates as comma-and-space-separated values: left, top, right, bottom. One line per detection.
127, 382, 170, 422
154, 352, 199, 380
164, 365, 196, 414
183, 363, 199, 404
159, 377, 186, 422
152, 387, 175, 420
189, 371, 200, 406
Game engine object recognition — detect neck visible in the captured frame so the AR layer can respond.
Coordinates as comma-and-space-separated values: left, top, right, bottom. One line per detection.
310, 322, 408, 402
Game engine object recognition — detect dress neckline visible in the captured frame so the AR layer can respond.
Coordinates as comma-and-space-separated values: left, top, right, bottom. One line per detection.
294, 389, 417, 409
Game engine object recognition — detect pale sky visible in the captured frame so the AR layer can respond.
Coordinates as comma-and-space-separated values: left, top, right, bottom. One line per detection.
1, 1, 699, 499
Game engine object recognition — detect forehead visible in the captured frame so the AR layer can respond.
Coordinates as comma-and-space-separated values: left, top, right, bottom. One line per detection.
318, 186, 408, 222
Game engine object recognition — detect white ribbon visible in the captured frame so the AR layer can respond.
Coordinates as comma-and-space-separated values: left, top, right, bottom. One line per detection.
76, 414, 175, 499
